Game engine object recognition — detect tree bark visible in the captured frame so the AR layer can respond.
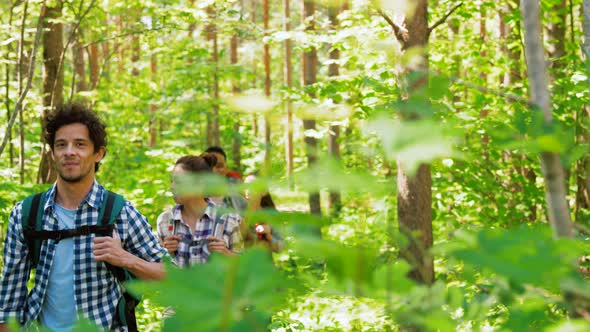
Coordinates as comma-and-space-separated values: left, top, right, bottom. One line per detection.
18, 0, 30, 184
396, 0, 434, 285
206, 6, 220, 147
302, 0, 321, 215
577, 1, 590, 217
284, 0, 294, 187
131, 27, 140, 77
39, 0, 64, 183
5, 4, 15, 168
231, 20, 241, 171
327, 3, 344, 216
72, 28, 87, 92
116, 15, 125, 74
251, 0, 258, 138
521, 0, 573, 238
263, 0, 272, 171
149, 51, 157, 147
88, 42, 100, 89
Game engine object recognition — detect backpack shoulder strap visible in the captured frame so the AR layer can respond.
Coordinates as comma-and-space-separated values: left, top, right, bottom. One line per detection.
21, 191, 47, 268
98, 190, 125, 227
97, 191, 140, 332
98, 190, 128, 281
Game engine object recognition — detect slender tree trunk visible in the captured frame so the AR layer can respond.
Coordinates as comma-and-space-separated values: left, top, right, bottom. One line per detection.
263, 0, 272, 171
302, 0, 321, 215
116, 15, 125, 74
521, 0, 573, 238
505, 1, 522, 85
206, 6, 220, 147
251, 0, 258, 138
577, 1, 590, 217
284, 0, 294, 186
479, 5, 491, 160
39, 1, 64, 184
72, 28, 87, 92
131, 31, 140, 76
547, 0, 567, 71
18, 0, 30, 184
327, 4, 344, 216
397, 0, 434, 285
478, 3, 487, 83
0, 0, 44, 162
188, 0, 196, 64
149, 52, 157, 147
5, 4, 15, 168
231, 22, 242, 171
100, 14, 111, 81
88, 42, 100, 89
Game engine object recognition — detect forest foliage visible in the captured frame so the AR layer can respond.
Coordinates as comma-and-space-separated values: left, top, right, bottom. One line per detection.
1, 0, 590, 331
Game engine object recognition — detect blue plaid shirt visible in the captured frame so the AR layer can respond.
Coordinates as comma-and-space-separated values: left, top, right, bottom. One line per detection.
156, 203, 243, 267
0, 181, 167, 330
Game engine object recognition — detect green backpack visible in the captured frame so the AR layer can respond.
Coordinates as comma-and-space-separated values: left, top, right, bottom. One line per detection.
20, 190, 140, 332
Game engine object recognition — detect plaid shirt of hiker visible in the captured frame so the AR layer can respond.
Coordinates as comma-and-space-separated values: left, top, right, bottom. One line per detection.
0, 181, 167, 331
156, 202, 243, 267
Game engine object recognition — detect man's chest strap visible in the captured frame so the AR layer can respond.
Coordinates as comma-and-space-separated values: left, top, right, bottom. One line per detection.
23, 224, 115, 243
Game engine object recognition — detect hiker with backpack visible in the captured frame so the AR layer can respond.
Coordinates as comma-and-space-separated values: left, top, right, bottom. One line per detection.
156, 154, 244, 267
0, 103, 168, 332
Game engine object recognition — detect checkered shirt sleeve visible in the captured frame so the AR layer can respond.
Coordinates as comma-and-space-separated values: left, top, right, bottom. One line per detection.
0, 202, 31, 324
156, 205, 243, 267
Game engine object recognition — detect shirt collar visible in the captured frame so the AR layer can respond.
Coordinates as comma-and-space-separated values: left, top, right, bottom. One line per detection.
173, 202, 217, 221
43, 180, 104, 211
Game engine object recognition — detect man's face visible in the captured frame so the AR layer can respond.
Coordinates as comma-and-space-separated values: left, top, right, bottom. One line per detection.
211, 152, 228, 176
52, 123, 104, 183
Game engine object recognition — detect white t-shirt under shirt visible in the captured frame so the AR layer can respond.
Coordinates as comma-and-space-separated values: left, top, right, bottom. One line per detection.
39, 204, 77, 331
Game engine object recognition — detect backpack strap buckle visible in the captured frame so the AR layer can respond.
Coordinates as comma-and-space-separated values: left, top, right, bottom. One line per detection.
77, 225, 92, 236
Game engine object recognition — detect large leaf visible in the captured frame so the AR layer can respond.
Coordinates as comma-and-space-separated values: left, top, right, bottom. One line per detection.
128, 249, 301, 332
368, 117, 460, 175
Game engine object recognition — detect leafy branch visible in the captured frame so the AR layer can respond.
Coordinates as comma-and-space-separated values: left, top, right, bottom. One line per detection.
0, 0, 45, 159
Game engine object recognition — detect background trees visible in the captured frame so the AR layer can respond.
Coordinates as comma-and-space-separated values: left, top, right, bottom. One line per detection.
1, 0, 590, 331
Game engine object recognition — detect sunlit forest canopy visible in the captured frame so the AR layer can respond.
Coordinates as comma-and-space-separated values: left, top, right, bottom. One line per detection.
1, 0, 590, 330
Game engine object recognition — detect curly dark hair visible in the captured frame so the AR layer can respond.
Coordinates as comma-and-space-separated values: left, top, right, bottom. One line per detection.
44, 103, 107, 172
175, 153, 217, 174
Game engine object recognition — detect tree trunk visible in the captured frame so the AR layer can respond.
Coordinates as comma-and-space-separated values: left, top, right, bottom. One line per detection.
546, 0, 567, 71
521, 0, 573, 238
131, 30, 140, 76
206, 6, 220, 147
327, 4, 344, 216
5, 4, 15, 168
284, 0, 294, 187
397, 0, 434, 285
478, 3, 487, 82
302, 0, 321, 215
116, 15, 125, 74
88, 42, 100, 89
149, 52, 157, 147
504, 1, 522, 85
39, 1, 64, 184
231, 26, 242, 171
577, 0, 590, 217
72, 28, 87, 92
18, 0, 30, 184
263, 0, 272, 171
251, 0, 258, 138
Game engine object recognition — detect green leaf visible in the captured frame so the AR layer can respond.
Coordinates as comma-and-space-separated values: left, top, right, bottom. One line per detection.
129, 249, 300, 332
368, 117, 460, 175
